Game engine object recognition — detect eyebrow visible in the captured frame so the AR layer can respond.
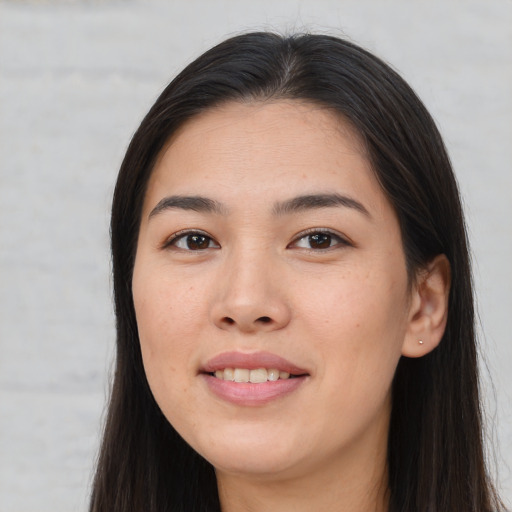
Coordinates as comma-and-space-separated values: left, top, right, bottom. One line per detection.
148, 192, 370, 219
149, 195, 227, 218
272, 193, 370, 218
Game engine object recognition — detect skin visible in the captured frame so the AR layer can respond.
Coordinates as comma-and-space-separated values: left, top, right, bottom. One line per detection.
132, 101, 450, 512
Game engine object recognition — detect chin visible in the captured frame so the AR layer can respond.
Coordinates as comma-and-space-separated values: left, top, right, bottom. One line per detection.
207, 448, 300, 478
190, 428, 304, 477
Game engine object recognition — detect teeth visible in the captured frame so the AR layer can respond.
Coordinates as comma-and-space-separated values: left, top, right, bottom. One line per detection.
268, 369, 279, 381
213, 368, 294, 382
234, 368, 249, 383
249, 368, 268, 383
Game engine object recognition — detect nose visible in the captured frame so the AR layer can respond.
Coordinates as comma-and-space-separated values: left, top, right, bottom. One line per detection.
210, 249, 291, 333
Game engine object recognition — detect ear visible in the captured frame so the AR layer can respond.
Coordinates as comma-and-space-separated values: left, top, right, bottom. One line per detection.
401, 254, 451, 358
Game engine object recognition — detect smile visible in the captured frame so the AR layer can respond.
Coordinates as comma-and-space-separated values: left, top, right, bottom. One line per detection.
201, 351, 309, 405
212, 368, 295, 383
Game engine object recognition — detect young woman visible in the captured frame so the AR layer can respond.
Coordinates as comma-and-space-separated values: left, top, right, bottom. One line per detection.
89, 32, 507, 512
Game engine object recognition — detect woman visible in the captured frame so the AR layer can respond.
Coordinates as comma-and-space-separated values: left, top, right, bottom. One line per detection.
89, 32, 507, 511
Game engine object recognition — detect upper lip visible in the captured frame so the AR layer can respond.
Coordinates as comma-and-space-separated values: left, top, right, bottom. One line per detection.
201, 351, 309, 375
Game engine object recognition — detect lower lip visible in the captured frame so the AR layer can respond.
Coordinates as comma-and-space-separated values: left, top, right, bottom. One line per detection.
202, 374, 307, 406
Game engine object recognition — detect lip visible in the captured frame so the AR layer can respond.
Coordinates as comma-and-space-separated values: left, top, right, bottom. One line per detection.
202, 350, 309, 375
200, 351, 310, 406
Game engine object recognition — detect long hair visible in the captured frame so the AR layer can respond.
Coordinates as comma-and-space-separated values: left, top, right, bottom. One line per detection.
90, 32, 506, 512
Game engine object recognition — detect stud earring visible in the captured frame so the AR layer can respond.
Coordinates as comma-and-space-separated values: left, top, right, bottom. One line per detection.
418, 340, 424, 345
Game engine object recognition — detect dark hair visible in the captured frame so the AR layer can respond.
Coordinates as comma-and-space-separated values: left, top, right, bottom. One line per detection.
90, 32, 506, 512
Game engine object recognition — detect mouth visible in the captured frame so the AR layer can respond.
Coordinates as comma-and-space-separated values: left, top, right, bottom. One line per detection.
201, 350, 309, 379
207, 368, 305, 383
200, 351, 309, 406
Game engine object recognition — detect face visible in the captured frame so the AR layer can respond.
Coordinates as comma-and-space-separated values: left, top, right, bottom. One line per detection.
132, 101, 413, 482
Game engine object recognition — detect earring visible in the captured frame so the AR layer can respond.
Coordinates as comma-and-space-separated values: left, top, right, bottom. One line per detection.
418, 340, 424, 345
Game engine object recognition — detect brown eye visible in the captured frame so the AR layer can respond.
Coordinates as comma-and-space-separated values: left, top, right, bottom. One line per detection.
290, 230, 349, 250
186, 234, 210, 250
169, 232, 220, 251
308, 233, 332, 249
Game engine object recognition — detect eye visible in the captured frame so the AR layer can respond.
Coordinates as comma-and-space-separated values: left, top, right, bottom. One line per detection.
289, 230, 350, 250
166, 231, 220, 251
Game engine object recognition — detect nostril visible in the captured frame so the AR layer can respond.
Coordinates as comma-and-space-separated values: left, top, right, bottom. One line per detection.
218, 315, 275, 329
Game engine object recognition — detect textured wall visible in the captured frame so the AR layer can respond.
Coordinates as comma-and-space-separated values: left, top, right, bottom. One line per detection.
0, 1, 510, 511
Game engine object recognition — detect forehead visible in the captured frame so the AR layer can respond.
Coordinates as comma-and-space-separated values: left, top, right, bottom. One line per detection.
172, 99, 362, 144
159, 100, 365, 165
143, 100, 387, 217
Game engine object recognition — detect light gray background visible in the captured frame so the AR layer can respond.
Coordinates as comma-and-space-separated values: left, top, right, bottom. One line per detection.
0, 1, 510, 511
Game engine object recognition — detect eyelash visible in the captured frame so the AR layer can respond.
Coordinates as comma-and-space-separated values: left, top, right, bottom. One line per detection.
163, 228, 352, 252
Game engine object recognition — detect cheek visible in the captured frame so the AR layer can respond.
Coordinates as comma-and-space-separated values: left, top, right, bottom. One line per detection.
300, 265, 408, 336
298, 264, 408, 387
132, 264, 204, 401
133, 278, 204, 433
133, 262, 205, 344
